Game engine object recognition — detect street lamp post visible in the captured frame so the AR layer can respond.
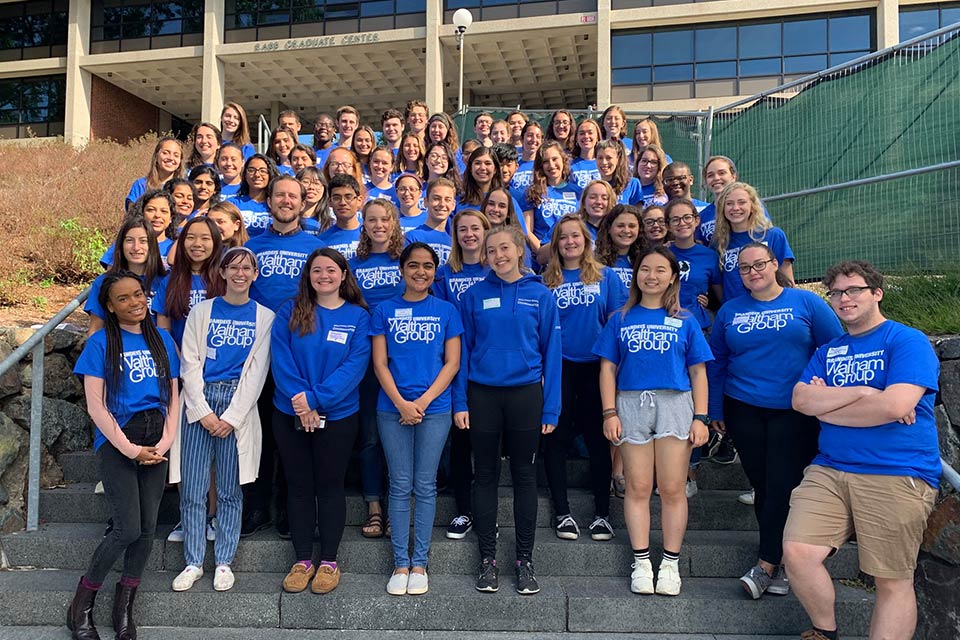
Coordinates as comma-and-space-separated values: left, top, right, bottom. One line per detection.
453, 8, 473, 113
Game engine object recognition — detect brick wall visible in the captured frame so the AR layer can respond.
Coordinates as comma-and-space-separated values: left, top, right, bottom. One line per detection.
90, 75, 161, 143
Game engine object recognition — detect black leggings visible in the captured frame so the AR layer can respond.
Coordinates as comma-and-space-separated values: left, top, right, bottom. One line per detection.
273, 410, 359, 562
543, 359, 611, 518
469, 382, 542, 562
449, 424, 472, 516
85, 410, 168, 585
723, 396, 820, 565
247, 372, 286, 516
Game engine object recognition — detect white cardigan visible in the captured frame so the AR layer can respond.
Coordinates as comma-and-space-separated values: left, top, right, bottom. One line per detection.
169, 297, 275, 485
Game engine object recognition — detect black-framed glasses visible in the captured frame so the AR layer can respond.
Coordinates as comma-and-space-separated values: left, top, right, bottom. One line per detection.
643, 218, 666, 228
669, 214, 697, 225
245, 167, 269, 176
737, 259, 775, 274
826, 286, 871, 301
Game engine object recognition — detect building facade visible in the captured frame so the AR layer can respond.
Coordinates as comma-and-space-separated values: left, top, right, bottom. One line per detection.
0, 0, 956, 144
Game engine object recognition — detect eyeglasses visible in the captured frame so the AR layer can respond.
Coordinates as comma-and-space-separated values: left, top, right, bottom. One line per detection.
643, 218, 666, 228
329, 161, 354, 169
668, 214, 697, 225
300, 180, 323, 187
330, 194, 358, 203
245, 167, 269, 176
638, 158, 659, 166
737, 259, 775, 274
396, 186, 420, 193
827, 286, 871, 301
664, 175, 691, 184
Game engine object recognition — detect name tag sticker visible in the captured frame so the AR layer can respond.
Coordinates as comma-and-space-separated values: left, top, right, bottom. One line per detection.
327, 330, 348, 344
562, 191, 577, 200
206, 347, 217, 360
483, 298, 501, 310
395, 308, 412, 318
664, 317, 683, 328
827, 346, 848, 357
584, 283, 601, 295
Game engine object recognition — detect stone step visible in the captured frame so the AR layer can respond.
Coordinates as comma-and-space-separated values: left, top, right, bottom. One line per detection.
39, 484, 760, 530
1, 523, 861, 579
57, 450, 752, 491
0, 569, 873, 635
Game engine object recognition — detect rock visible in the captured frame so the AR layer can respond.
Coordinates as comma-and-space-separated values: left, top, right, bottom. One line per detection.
2, 394, 92, 452
922, 493, 960, 566
45, 327, 82, 353
936, 336, 960, 360
20, 353, 82, 400
935, 405, 960, 474
0, 485, 8, 505
0, 412, 25, 478
940, 359, 960, 427
915, 553, 960, 640
0, 507, 24, 534
0, 341, 21, 400
40, 444, 64, 489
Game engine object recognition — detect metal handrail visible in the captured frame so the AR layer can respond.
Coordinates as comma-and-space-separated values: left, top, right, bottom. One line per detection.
943, 459, 960, 492
257, 114, 270, 155
763, 159, 960, 202
0, 286, 90, 532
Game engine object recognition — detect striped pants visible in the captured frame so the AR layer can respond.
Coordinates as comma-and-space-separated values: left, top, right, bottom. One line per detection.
180, 380, 243, 567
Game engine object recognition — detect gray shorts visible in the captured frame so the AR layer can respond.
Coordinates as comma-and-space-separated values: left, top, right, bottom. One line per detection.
614, 389, 693, 447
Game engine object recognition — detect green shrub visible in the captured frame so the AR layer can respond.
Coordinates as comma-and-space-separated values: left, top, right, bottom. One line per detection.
882, 273, 960, 335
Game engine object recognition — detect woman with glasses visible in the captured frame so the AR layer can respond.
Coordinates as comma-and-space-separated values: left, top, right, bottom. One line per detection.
634, 145, 669, 208
394, 173, 427, 232
297, 166, 331, 235
707, 242, 842, 601
228, 154, 279, 238
640, 205, 669, 247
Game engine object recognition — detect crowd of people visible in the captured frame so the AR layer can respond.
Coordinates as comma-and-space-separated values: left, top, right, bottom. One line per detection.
65, 100, 942, 640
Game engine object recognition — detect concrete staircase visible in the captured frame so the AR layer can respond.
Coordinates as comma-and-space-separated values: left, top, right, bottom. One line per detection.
0, 450, 874, 638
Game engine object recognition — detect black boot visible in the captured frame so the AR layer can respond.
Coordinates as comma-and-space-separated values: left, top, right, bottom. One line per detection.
67, 578, 101, 640
112, 582, 138, 640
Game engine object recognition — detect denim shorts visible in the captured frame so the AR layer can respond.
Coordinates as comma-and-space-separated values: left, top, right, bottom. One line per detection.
614, 389, 693, 446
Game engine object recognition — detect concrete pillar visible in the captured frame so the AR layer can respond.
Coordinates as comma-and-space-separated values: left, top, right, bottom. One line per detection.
64, 0, 92, 147
877, 0, 900, 48
201, 0, 226, 124
424, 0, 444, 113
596, 0, 611, 108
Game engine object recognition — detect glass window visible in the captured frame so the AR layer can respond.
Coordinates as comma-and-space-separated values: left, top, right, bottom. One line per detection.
612, 33, 650, 67
0, 1, 68, 55
784, 54, 827, 73
900, 3, 960, 42
652, 30, 693, 65
740, 57, 781, 77
830, 14, 871, 50
783, 19, 825, 56
695, 26, 736, 62
91, 0, 202, 45
0, 74, 65, 138
654, 64, 693, 82
739, 23, 780, 59
612, 67, 651, 85
696, 61, 736, 80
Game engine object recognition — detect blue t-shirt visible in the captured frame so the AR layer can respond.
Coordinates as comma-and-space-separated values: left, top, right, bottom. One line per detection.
316, 146, 334, 167
220, 182, 242, 199
592, 305, 712, 391
246, 229, 324, 312
370, 295, 464, 414
570, 158, 600, 189
551, 267, 625, 362
271, 299, 371, 419
519, 182, 583, 242
718, 227, 794, 302
125, 177, 147, 211
228, 195, 271, 237
610, 254, 633, 297
616, 178, 644, 206
349, 252, 403, 311
671, 243, 722, 330
399, 212, 428, 232
697, 202, 771, 245
509, 160, 535, 195
404, 225, 452, 265
85, 272, 162, 324
318, 224, 362, 261
276, 165, 295, 177
366, 185, 399, 206
803, 321, 941, 488
74, 328, 180, 451
203, 297, 259, 382
706, 287, 843, 420
639, 182, 668, 208
434, 262, 487, 310
151, 273, 208, 346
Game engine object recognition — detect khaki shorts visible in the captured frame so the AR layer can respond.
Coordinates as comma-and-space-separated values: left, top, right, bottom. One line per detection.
783, 465, 937, 580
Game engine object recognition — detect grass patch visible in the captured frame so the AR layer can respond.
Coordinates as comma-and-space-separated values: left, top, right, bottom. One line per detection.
882, 273, 960, 335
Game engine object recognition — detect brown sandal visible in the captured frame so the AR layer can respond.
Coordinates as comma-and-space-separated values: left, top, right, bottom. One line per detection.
361, 512, 384, 538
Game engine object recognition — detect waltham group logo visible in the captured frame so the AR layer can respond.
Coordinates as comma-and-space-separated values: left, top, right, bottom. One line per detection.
243, 211, 270, 233
327, 242, 358, 261
122, 349, 157, 383
620, 323, 679, 353
428, 243, 452, 265
731, 308, 794, 333
539, 198, 579, 227
553, 281, 598, 309
209, 318, 256, 349
825, 345, 886, 386
678, 260, 691, 282
700, 219, 715, 242
448, 275, 485, 301
614, 267, 632, 289
512, 169, 533, 189
259, 249, 309, 278
356, 265, 401, 290
387, 314, 443, 343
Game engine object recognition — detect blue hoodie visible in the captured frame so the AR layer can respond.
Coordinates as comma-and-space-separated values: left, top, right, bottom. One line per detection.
454, 270, 562, 425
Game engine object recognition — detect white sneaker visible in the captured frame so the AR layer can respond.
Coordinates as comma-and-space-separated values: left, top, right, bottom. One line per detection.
172, 565, 204, 592
206, 518, 217, 542
166, 522, 184, 543
386, 571, 409, 596
738, 489, 755, 505
406, 570, 429, 595
630, 558, 654, 595
655, 560, 682, 596
685, 480, 698, 499
213, 565, 234, 592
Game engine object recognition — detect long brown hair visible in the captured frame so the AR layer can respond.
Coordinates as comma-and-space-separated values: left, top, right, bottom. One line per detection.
289, 248, 368, 336
480, 187, 520, 228
595, 139, 630, 195
525, 140, 572, 206
541, 214, 604, 288
448, 209, 491, 272
207, 200, 249, 248
145, 136, 185, 190
635, 143, 668, 198
394, 133, 426, 178
355, 199, 404, 260
187, 122, 222, 170
621, 246, 682, 318
164, 217, 225, 321
221, 102, 252, 147
462, 146, 503, 206
595, 204, 644, 267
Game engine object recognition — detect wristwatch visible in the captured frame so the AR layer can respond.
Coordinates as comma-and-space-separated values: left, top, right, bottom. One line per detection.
694, 414, 710, 426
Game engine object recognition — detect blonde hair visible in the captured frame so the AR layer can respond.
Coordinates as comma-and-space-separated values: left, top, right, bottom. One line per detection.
355, 198, 404, 260
711, 181, 772, 260
541, 214, 604, 288
485, 225, 530, 274
448, 209, 491, 272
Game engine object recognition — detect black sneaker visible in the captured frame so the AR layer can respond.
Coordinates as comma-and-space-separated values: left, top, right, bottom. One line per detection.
711, 437, 739, 465
240, 509, 271, 538
276, 509, 291, 540
588, 516, 615, 541
702, 430, 723, 460
476, 557, 499, 593
447, 514, 473, 540
515, 560, 540, 595
555, 514, 580, 540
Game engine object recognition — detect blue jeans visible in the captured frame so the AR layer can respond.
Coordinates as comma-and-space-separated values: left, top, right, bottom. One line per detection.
377, 411, 450, 568
180, 380, 243, 567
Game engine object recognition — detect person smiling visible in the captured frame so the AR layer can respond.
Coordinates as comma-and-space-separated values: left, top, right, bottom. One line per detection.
189, 166, 221, 216
577, 179, 616, 241
570, 119, 602, 188
595, 204, 644, 297
229, 154, 279, 238
187, 122, 222, 171
522, 140, 583, 258
125, 136, 184, 211
216, 143, 245, 200
372, 242, 463, 596
220, 102, 255, 160
405, 178, 456, 265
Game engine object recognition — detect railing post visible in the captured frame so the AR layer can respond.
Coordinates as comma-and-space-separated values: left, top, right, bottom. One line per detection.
26, 341, 44, 532
700, 106, 714, 201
